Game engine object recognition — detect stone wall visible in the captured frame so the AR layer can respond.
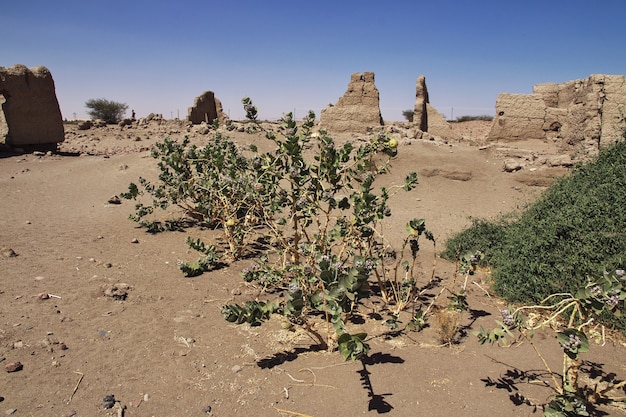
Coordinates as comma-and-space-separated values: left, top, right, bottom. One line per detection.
319, 72, 383, 133
0, 64, 65, 148
488, 74, 626, 153
187, 91, 226, 125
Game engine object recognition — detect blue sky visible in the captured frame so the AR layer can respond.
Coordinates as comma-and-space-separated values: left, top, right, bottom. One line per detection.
2, 0, 625, 121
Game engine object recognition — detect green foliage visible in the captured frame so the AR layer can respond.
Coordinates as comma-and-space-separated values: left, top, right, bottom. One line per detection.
85, 98, 129, 123
443, 140, 626, 330
452, 115, 494, 122
476, 269, 625, 415
124, 97, 441, 360
402, 109, 414, 122
338, 333, 369, 360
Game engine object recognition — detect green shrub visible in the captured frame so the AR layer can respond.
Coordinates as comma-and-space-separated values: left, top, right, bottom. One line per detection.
85, 98, 128, 123
452, 115, 494, 122
443, 140, 626, 330
123, 98, 453, 359
402, 109, 414, 122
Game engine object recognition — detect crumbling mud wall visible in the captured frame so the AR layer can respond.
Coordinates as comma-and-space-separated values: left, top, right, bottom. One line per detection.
319, 72, 383, 133
488, 74, 626, 154
187, 91, 227, 125
0, 64, 65, 148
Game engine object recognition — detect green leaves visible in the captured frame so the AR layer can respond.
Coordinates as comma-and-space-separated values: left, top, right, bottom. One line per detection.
123, 97, 433, 360
557, 329, 589, 360
337, 333, 369, 361
221, 300, 279, 326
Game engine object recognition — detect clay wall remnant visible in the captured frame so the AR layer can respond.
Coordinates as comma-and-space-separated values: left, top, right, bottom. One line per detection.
488, 74, 626, 154
0, 64, 65, 148
188, 91, 227, 125
319, 72, 383, 133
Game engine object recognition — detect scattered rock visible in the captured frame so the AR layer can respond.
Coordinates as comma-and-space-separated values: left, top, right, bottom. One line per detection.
1, 247, 17, 258
4, 361, 23, 373
37, 292, 50, 300
503, 159, 523, 172
231, 365, 243, 373
107, 196, 121, 204
77, 120, 93, 130
131, 238, 139, 244
102, 283, 132, 300
102, 394, 116, 409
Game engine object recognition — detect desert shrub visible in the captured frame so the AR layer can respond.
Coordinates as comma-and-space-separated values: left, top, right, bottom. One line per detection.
402, 109, 414, 122
477, 268, 625, 416
440, 215, 513, 265
85, 98, 128, 123
443, 140, 626, 330
452, 115, 494, 122
123, 98, 465, 360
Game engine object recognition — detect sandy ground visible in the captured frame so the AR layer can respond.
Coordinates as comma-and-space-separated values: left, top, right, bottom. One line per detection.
1, 120, 624, 417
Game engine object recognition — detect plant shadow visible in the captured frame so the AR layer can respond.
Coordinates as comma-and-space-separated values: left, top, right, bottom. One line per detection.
256, 344, 325, 369
358, 352, 405, 414
481, 358, 617, 415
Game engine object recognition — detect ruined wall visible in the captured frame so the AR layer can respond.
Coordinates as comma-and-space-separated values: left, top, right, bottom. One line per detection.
488, 74, 626, 153
413, 75, 429, 132
319, 72, 383, 133
187, 91, 226, 125
0, 64, 65, 147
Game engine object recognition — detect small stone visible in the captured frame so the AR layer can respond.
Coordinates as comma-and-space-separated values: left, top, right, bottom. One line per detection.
131, 238, 139, 244
37, 293, 50, 300
231, 365, 242, 373
5, 408, 16, 415
203, 405, 212, 413
5, 361, 23, 372
34, 276, 45, 281
12, 341, 23, 349
143, 394, 150, 402
104, 263, 112, 268
1, 247, 17, 258
107, 196, 121, 205
102, 394, 116, 409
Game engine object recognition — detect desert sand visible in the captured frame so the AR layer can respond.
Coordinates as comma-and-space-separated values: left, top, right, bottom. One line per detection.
1, 120, 624, 417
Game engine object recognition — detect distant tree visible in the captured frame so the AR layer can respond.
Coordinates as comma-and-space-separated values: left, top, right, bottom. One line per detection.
85, 98, 128, 123
402, 109, 414, 122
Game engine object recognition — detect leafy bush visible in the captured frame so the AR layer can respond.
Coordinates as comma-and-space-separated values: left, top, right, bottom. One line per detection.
442, 140, 626, 330
85, 98, 128, 123
123, 98, 462, 359
402, 109, 414, 122
477, 268, 626, 416
452, 115, 494, 122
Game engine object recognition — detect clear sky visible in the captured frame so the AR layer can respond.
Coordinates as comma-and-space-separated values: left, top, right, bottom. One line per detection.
2, 0, 625, 122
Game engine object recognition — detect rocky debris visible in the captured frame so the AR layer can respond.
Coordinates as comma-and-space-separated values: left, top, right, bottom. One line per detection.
488, 74, 626, 156
102, 283, 132, 300
414, 75, 429, 132
188, 91, 227, 125
319, 72, 383, 133
4, 362, 23, 373
0, 65, 65, 148
503, 159, 524, 172
77, 120, 93, 130
102, 394, 116, 409
118, 118, 133, 128
107, 195, 122, 205
1, 247, 17, 258
425, 103, 462, 141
